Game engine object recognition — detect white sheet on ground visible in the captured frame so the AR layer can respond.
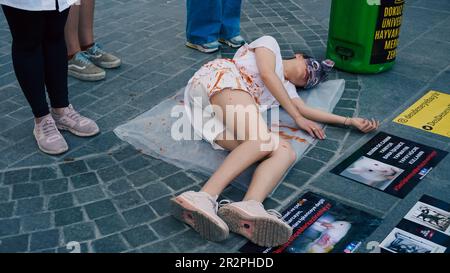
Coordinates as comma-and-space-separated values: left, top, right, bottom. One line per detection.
114, 79, 345, 192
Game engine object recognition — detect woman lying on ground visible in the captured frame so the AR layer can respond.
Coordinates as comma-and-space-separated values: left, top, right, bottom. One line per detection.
171, 36, 380, 247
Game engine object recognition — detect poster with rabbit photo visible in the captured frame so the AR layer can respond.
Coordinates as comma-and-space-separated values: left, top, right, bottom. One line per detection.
331, 132, 448, 198
380, 195, 450, 253
239, 192, 381, 253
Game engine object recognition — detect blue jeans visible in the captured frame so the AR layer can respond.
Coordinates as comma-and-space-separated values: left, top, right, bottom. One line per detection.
186, 0, 242, 44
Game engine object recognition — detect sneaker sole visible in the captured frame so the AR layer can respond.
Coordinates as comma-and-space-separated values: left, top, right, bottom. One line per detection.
95, 59, 122, 69
185, 42, 220, 53
218, 39, 244, 48
33, 130, 68, 155
171, 196, 228, 242
218, 205, 292, 247
57, 125, 100, 137
68, 69, 106, 81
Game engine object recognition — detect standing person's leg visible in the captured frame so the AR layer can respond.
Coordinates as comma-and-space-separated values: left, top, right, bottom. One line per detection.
44, 8, 100, 138
185, 0, 222, 53
2, 5, 68, 155
80, 0, 121, 69
65, 1, 105, 81
78, 0, 95, 50
219, 0, 245, 48
64, 4, 82, 59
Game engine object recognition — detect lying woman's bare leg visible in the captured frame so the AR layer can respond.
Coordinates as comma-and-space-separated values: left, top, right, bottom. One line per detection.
201, 89, 277, 197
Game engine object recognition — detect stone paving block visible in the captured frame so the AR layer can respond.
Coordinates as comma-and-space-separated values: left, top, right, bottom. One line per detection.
121, 225, 158, 247
149, 161, 181, 178
70, 172, 99, 189
55, 207, 84, 227
161, 172, 196, 191
0, 234, 29, 253
311, 171, 398, 213
139, 182, 172, 202
15, 197, 44, 216
30, 229, 60, 251
95, 213, 128, 236
122, 205, 157, 226
11, 152, 56, 169
91, 234, 128, 253
169, 229, 209, 252
30, 167, 57, 181
12, 183, 40, 199
324, 126, 348, 141
127, 168, 159, 187
305, 147, 335, 162
107, 179, 132, 195
84, 199, 117, 220
111, 145, 140, 162
113, 191, 144, 210
0, 202, 14, 218
97, 165, 126, 183
148, 195, 173, 217
63, 222, 96, 243
41, 178, 68, 195
48, 193, 74, 210
3, 169, 30, 185
86, 155, 116, 170
140, 240, 178, 253
283, 169, 313, 188
292, 157, 325, 175
121, 156, 151, 173
315, 138, 340, 152
22, 212, 51, 232
74, 185, 106, 204
150, 216, 186, 238
59, 161, 88, 177
0, 218, 20, 237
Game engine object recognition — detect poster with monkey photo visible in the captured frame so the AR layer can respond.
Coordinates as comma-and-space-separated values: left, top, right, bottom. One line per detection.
380, 195, 450, 253
331, 132, 447, 198
240, 192, 381, 253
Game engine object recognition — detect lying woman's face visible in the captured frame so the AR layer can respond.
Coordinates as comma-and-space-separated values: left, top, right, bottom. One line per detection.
291, 54, 309, 87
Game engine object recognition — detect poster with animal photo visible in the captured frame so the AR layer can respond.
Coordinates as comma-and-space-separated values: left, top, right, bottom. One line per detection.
239, 192, 381, 253
331, 132, 448, 198
380, 195, 450, 253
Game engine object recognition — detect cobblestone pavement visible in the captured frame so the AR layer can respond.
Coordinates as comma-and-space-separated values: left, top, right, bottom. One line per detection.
0, 0, 449, 253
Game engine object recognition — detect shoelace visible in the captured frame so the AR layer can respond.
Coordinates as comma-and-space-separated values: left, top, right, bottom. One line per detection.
89, 43, 106, 56
75, 52, 92, 66
41, 118, 59, 137
65, 106, 84, 123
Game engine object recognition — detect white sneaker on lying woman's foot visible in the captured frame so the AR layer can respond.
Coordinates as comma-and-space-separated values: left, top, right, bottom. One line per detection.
218, 200, 292, 247
171, 191, 229, 242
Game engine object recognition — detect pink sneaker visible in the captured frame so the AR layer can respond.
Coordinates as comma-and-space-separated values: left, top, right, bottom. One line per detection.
171, 191, 229, 242
33, 115, 69, 155
218, 200, 292, 247
51, 105, 99, 137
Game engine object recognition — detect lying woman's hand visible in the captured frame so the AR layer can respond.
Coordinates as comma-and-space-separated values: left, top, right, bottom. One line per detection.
295, 117, 326, 139
350, 118, 380, 133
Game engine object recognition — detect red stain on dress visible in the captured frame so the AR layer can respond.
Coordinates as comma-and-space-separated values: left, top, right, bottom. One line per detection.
279, 124, 300, 132
279, 131, 307, 143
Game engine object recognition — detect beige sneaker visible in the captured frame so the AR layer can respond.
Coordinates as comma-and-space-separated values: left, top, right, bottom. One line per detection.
218, 200, 292, 247
171, 191, 229, 242
51, 105, 100, 137
33, 115, 68, 155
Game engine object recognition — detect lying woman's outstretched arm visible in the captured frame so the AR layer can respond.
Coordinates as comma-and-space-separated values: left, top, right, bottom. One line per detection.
292, 98, 380, 133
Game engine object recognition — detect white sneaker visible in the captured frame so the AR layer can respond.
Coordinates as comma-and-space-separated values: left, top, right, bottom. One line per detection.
33, 115, 68, 155
218, 200, 292, 247
171, 191, 229, 242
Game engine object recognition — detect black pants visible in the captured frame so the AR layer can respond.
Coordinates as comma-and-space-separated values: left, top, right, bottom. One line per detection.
2, 5, 70, 118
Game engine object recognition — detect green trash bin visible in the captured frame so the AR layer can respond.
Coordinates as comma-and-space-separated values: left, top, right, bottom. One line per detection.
326, 0, 405, 74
